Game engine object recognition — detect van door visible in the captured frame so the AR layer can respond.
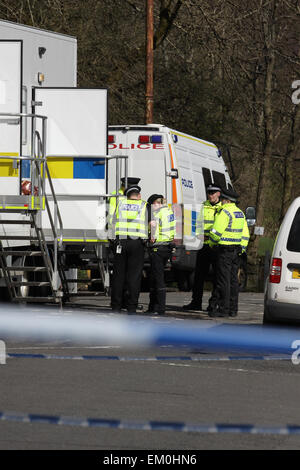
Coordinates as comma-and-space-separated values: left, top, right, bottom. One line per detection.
32, 87, 108, 240
277, 203, 300, 304
0, 40, 22, 195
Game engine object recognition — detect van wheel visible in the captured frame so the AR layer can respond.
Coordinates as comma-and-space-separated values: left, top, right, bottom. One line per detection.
263, 295, 276, 325
263, 308, 275, 325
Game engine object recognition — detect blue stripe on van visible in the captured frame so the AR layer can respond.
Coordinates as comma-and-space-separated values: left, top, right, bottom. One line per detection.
21, 160, 30, 178
191, 211, 197, 235
73, 158, 105, 179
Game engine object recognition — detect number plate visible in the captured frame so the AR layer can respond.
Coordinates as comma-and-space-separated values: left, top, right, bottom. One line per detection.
292, 269, 300, 279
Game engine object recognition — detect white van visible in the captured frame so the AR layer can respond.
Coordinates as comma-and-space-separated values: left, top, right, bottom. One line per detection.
108, 124, 233, 285
264, 197, 300, 324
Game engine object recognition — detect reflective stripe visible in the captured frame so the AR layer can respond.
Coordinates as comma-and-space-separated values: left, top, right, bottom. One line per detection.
153, 206, 175, 243
115, 199, 147, 239
211, 229, 222, 237
210, 203, 246, 246
220, 237, 242, 243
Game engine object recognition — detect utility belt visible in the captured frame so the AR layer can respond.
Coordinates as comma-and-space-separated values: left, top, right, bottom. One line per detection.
116, 236, 145, 242
218, 244, 241, 252
148, 242, 174, 251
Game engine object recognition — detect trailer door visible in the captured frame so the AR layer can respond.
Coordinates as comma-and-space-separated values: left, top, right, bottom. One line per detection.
33, 87, 108, 240
0, 40, 22, 194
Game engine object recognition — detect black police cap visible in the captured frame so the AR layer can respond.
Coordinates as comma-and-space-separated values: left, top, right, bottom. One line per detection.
121, 177, 141, 186
221, 187, 239, 202
147, 194, 164, 205
124, 185, 141, 196
206, 183, 221, 193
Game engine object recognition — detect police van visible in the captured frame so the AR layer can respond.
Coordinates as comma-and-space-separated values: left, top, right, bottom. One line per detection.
264, 197, 300, 324
108, 125, 233, 287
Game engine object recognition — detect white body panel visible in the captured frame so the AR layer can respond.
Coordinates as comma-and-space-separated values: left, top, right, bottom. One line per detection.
267, 197, 300, 304
33, 87, 108, 240
0, 20, 77, 157
0, 41, 22, 195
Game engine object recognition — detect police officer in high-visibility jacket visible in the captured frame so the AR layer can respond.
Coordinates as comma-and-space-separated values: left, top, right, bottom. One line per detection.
147, 194, 175, 315
107, 177, 140, 239
111, 185, 148, 314
208, 187, 249, 318
182, 184, 222, 312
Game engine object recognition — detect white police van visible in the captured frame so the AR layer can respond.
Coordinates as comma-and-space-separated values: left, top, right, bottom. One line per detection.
108, 124, 233, 288
264, 197, 300, 324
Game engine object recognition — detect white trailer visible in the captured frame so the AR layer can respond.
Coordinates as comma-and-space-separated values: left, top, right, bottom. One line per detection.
0, 21, 110, 303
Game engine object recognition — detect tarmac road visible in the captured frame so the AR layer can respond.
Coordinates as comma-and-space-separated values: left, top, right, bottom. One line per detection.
1, 291, 300, 453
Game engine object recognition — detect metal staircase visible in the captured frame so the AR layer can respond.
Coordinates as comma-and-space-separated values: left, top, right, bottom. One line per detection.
0, 112, 69, 304
0, 210, 64, 303
0, 112, 127, 305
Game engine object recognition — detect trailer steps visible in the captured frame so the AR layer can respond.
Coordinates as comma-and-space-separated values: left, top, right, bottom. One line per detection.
0, 210, 66, 304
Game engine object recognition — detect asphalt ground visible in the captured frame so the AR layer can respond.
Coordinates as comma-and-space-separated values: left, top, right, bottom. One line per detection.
1, 291, 300, 455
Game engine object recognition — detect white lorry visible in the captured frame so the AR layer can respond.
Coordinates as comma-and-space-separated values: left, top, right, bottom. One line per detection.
0, 20, 235, 303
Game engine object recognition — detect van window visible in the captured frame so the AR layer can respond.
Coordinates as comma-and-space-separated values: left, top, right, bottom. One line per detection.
287, 207, 300, 252
212, 171, 226, 189
202, 167, 212, 186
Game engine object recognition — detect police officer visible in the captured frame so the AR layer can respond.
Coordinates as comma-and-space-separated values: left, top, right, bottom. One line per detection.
182, 184, 222, 312
107, 177, 141, 238
147, 194, 175, 315
208, 187, 249, 318
110, 185, 148, 314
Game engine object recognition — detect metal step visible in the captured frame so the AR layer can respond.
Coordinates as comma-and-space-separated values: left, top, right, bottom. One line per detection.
13, 296, 59, 303
0, 220, 33, 225
11, 281, 51, 287
0, 251, 42, 257
6, 266, 48, 272
65, 278, 102, 283
0, 236, 38, 241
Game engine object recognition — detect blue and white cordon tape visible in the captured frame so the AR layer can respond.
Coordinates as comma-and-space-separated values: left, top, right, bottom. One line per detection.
6, 352, 290, 362
1, 410, 300, 436
0, 306, 299, 355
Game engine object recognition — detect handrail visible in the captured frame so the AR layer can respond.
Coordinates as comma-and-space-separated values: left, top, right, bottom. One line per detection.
33, 130, 64, 248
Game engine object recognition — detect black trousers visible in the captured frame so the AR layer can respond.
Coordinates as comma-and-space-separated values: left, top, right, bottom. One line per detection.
215, 245, 240, 316
192, 244, 218, 309
111, 239, 145, 313
148, 245, 172, 314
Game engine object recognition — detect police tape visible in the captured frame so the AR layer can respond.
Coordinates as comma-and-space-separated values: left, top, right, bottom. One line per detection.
6, 352, 291, 362
1, 410, 300, 435
0, 306, 300, 355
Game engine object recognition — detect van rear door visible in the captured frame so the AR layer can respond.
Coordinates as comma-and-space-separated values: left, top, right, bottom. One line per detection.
271, 199, 300, 304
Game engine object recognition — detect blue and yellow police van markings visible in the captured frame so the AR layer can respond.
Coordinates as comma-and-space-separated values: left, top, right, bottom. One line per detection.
21, 157, 105, 180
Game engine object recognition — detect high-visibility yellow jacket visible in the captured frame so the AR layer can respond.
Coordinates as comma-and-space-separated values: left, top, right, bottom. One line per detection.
115, 198, 148, 239
196, 200, 222, 244
108, 188, 125, 238
151, 205, 175, 244
209, 203, 249, 248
